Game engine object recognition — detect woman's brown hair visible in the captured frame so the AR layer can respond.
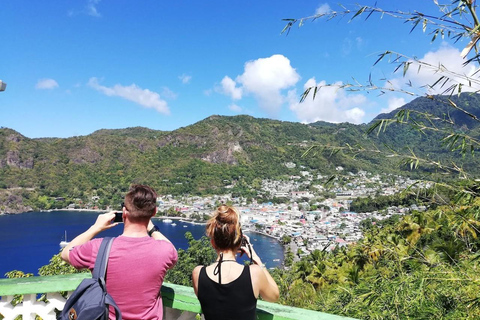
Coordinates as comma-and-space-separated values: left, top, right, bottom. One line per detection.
206, 205, 242, 251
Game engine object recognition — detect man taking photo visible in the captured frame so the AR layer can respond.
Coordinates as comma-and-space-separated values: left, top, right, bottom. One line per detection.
61, 184, 177, 320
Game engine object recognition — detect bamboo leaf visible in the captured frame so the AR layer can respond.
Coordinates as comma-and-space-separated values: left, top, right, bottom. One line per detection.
366, 120, 382, 135
350, 6, 367, 21
410, 18, 421, 33
373, 51, 390, 66
281, 21, 294, 35
324, 175, 336, 187
300, 87, 312, 103
301, 145, 317, 158
403, 62, 411, 77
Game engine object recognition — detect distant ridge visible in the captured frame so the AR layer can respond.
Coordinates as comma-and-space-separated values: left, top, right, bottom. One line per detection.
372, 93, 480, 130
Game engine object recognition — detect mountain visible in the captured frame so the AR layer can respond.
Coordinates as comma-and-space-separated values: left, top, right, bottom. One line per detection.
372, 93, 480, 130
1, 93, 480, 212
0, 115, 371, 190
368, 93, 480, 174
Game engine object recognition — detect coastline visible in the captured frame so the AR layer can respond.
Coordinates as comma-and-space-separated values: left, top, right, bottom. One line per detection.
43, 208, 108, 212
0, 208, 111, 216
153, 216, 207, 225
1, 208, 108, 215
246, 229, 280, 240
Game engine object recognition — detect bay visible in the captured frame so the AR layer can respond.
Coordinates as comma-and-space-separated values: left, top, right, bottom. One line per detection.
0, 211, 284, 278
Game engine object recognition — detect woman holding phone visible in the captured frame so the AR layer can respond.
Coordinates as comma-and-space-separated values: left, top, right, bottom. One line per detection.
192, 205, 279, 320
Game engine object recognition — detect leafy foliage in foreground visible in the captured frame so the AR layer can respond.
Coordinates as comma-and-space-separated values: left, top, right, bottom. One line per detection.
164, 232, 216, 286
271, 194, 480, 319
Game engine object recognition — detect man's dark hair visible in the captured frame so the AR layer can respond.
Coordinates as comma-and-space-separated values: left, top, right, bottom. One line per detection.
124, 184, 157, 222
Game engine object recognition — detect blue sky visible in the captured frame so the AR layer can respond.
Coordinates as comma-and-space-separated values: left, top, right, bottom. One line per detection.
1, 1, 475, 138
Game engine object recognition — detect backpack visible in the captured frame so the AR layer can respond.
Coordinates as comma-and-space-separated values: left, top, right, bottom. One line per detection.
58, 237, 122, 320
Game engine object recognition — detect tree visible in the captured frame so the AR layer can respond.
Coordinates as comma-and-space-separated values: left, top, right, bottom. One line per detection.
166, 206, 178, 217
283, 1, 480, 202
38, 253, 85, 276
283, 247, 294, 268
272, 2, 480, 319
281, 234, 292, 245
164, 232, 216, 286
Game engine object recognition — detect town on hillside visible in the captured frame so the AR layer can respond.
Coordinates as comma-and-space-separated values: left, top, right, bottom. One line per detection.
148, 165, 427, 261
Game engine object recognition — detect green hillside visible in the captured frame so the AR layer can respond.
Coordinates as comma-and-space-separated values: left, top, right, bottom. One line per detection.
1, 93, 480, 211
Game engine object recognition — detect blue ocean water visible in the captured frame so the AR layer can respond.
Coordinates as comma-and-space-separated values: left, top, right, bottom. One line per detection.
0, 211, 284, 278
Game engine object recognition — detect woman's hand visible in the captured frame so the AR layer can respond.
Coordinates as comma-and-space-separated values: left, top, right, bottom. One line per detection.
238, 235, 251, 256
239, 235, 262, 265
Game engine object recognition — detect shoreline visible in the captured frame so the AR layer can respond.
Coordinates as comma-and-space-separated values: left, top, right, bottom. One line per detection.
0, 208, 108, 215
246, 229, 280, 240
43, 208, 108, 212
153, 216, 208, 225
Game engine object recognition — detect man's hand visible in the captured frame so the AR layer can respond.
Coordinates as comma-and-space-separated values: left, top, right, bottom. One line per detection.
92, 212, 120, 232
61, 212, 119, 263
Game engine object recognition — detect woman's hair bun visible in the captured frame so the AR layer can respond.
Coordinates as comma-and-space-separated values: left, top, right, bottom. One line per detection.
215, 205, 238, 224
207, 205, 242, 250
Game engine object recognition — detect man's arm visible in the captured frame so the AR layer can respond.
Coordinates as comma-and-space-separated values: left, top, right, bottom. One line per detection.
61, 212, 118, 264
147, 219, 172, 243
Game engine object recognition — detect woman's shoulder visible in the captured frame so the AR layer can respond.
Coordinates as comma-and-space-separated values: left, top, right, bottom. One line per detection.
248, 264, 264, 278
192, 266, 204, 284
193, 265, 204, 275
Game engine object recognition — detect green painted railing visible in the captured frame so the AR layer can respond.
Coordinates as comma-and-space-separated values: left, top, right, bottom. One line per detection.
0, 274, 358, 320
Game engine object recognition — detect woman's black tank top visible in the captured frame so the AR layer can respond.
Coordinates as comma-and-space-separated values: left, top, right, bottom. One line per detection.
198, 265, 257, 320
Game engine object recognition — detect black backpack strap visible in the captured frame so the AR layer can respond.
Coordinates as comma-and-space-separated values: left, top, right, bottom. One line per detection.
92, 237, 114, 279
92, 237, 123, 319
106, 295, 122, 320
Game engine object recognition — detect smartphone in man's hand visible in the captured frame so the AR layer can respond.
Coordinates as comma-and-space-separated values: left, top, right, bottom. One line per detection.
113, 211, 123, 223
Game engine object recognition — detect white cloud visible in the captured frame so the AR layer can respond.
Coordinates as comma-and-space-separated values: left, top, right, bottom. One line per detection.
86, 0, 101, 17
342, 36, 364, 56
315, 4, 331, 15
388, 43, 480, 94
228, 54, 300, 116
342, 38, 353, 56
220, 76, 243, 100
229, 104, 242, 112
67, 0, 101, 17
355, 37, 364, 49
161, 87, 177, 100
87, 77, 170, 114
179, 74, 192, 84
35, 79, 59, 90
380, 97, 406, 114
289, 78, 367, 124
